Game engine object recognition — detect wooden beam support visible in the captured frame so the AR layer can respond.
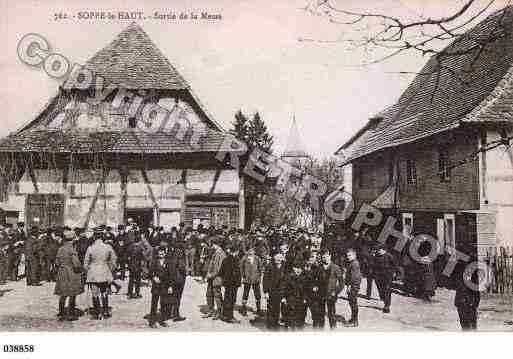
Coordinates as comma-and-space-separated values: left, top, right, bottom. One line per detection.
119, 167, 128, 224
27, 165, 39, 193
84, 167, 108, 228
180, 169, 187, 224
141, 168, 158, 210
62, 161, 69, 190
209, 169, 222, 195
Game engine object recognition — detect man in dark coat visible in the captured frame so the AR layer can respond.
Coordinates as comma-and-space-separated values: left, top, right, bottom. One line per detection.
24, 227, 42, 286
54, 230, 84, 321
345, 248, 362, 327
263, 253, 286, 330
357, 229, 377, 299
8, 222, 25, 281
281, 259, 307, 330
41, 229, 60, 282
219, 243, 242, 323
303, 254, 322, 328
373, 245, 397, 313
454, 261, 481, 331
127, 232, 144, 299
114, 225, 128, 280
166, 241, 187, 322
147, 246, 172, 328
317, 250, 344, 329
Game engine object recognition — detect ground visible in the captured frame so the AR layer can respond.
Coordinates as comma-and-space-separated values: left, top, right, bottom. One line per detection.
0, 278, 512, 331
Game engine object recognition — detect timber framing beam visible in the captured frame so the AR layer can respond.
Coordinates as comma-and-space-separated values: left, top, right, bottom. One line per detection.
119, 167, 128, 224
209, 169, 222, 194
27, 165, 39, 193
84, 167, 108, 228
141, 168, 158, 209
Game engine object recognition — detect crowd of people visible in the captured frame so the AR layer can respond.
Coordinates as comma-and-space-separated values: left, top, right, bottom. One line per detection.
0, 220, 480, 330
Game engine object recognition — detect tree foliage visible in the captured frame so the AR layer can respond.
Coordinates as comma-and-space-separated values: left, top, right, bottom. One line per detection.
230, 110, 275, 228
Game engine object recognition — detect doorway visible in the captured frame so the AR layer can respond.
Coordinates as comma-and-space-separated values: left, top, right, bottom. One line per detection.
125, 208, 154, 228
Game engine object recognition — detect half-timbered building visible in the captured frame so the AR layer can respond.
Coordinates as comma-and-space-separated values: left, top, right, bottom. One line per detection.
0, 23, 244, 230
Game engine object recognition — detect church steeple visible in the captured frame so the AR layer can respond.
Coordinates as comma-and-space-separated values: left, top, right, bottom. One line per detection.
281, 115, 310, 167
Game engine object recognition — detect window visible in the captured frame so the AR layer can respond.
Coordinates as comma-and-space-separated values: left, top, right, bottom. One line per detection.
128, 117, 137, 128
406, 158, 417, 185
402, 213, 413, 236
444, 214, 456, 251
439, 148, 451, 182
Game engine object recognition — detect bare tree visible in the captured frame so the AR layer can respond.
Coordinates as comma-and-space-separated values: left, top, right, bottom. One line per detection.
300, 0, 511, 66
300, 1, 513, 100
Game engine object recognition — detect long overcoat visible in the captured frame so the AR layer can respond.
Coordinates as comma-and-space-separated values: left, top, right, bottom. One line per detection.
84, 240, 117, 284
54, 242, 84, 296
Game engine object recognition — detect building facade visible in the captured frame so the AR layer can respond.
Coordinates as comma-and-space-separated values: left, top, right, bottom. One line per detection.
0, 24, 244, 230
336, 7, 513, 256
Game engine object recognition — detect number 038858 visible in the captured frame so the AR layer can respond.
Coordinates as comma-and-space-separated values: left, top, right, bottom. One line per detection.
3, 345, 35, 353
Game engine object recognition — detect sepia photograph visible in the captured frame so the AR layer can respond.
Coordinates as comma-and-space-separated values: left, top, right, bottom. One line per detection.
0, 1, 512, 350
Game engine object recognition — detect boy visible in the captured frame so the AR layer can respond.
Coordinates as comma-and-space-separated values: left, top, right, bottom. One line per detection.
282, 260, 307, 330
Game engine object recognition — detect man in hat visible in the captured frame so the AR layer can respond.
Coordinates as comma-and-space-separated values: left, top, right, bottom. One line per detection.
263, 253, 287, 330
282, 259, 307, 330
147, 246, 172, 328
114, 225, 128, 280
24, 226, 42, 286
83, 228, 117, 319
303, 253, 322, 328
240, 245, 263, 316
127, 230, 144, 299
54, 230, 84, 321
345, 248, 362, 327
219, 242, 242, 323
184, 227, 197, 277
373, 244, 397, 313
41, 228, 60, 282
166, 239, 187, 322
454, 259, 481, 331
317, 250, 344, 329
8, 222, 25, 281
203, 236, 226, 320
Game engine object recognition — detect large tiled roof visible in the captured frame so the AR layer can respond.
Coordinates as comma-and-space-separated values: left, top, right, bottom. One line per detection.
0, 128, 233, 154
84, 22, 188, 90
0, 23, 234, 154
340, 7, 513, 164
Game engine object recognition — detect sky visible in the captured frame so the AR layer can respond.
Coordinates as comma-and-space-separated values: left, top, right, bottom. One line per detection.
0, 0, 507, 158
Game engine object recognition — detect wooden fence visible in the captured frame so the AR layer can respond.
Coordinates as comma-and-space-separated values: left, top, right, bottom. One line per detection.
485, 246, 513, 295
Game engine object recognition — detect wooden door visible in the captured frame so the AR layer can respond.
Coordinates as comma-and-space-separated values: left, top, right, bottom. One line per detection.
26, 194, 65, 229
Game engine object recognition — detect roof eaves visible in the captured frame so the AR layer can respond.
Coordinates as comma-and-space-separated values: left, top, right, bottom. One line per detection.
340, 121, 460, 166
334, 117, 381, 155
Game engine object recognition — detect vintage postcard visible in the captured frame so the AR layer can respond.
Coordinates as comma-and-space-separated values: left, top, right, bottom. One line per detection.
0, 0, 512, 349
